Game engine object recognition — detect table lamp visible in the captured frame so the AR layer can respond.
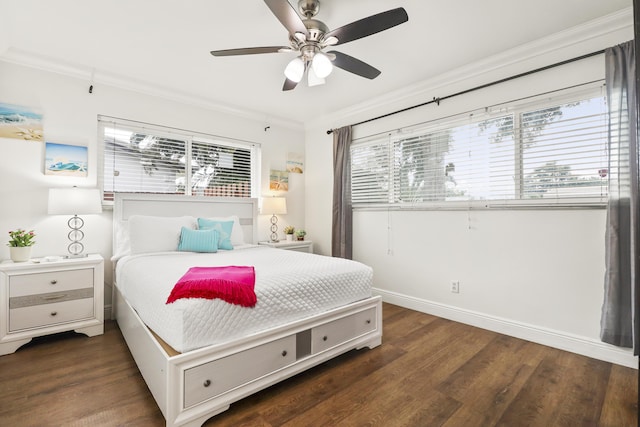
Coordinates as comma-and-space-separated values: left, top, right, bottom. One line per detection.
260, 197, 287, 242
48, 187, 102, 258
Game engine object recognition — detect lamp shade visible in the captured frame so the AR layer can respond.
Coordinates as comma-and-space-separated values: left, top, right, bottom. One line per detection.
260, 197, 287, 215
312, 52, 333, 78
48, 188, 102, 215
284, 57, 305, 83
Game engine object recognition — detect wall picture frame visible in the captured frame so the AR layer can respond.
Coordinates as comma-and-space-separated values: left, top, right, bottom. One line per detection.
0, 102, 44, 142
45, 142, 88, 177
269, 169, 289, 192
286, 152, 304, 174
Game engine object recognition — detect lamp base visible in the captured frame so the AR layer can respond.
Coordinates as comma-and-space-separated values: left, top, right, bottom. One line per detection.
269, 214, 280, 243
66, 215, 87, 258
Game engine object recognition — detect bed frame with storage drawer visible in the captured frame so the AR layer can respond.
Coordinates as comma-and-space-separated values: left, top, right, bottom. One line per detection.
112, 194, 382, 427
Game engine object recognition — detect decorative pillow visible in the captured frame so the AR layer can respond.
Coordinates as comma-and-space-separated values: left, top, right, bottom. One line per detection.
178, 227, 219, 253
198, 215, 245, 246
129, 215, 197, 254
197, 218, 234, 250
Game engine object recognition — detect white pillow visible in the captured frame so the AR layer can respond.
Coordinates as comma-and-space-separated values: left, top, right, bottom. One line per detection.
199, 215, 245, 246
128, 215, 197, 255
111, 220, 131, 261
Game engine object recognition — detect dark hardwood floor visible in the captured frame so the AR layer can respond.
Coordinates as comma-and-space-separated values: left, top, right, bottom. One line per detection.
0, 303, 636, 426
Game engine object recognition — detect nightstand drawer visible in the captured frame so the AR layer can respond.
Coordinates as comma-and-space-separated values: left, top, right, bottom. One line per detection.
9, 268, 94, 297
9, 298, 94, 331
9, 287, 93, 309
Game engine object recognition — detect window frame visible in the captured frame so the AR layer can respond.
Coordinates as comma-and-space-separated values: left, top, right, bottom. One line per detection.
98, 116, 261, 205
350, 83, 608, 210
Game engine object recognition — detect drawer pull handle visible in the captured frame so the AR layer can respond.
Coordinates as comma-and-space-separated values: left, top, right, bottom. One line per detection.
50, 280, 58, 285
281, 350, 287, 357
50, 311, 58, 317
43, 294, 67, 301
366, 319, 371, 324
323, 335, 328, 341
203, 379, 211, 387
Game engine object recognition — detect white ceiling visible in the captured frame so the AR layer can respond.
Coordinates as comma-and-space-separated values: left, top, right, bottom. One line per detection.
1, 0, 632, 127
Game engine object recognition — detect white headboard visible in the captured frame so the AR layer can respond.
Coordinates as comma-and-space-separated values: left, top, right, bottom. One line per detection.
113, 193, 258, 247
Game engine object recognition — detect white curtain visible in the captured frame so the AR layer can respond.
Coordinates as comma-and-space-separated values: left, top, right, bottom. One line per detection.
600, 40, 640, 355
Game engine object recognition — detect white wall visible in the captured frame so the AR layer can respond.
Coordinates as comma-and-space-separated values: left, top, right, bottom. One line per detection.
305, 10, 636, 366
0, 60, 306, 310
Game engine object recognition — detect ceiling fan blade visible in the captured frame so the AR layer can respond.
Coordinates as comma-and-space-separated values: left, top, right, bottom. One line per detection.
328, 51, 381, 79
210, 46, 290, 56
325, 7, 408, 46
282, 78, 298, 91
264, 0, 308, 37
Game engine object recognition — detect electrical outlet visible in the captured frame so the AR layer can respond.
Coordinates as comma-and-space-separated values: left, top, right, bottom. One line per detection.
451, 281, 460, 293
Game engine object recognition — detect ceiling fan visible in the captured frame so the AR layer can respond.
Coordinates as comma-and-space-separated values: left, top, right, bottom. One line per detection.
210, 0, 409, 91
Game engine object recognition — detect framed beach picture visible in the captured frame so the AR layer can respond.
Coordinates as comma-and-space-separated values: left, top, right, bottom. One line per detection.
269, 169, 289, 191
45, 142, 88, 177
286, 152, 304, 174
0, 102, 44, 142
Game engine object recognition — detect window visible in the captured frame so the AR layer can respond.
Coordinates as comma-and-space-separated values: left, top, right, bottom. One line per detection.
351, 85, 608, 208
99, 117, 259, 202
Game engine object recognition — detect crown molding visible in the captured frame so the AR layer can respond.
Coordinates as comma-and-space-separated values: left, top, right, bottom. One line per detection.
310, 7, 633, 129
0, 48, 304, 132
1, 7, 632, 134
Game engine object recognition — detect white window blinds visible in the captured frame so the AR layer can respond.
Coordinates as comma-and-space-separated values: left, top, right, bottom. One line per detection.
351, 84, 608, 208
351, 137, 391, 205
99, 117, 258, 202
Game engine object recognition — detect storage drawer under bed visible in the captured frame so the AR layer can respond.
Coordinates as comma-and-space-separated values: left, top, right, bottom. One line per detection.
311, 307, 377, 354
183, 334, 296, 408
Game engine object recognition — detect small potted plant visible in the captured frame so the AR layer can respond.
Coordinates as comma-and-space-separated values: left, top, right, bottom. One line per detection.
7, 229, 36, 262
283, 225, 295, 241
295, 229, 306, 241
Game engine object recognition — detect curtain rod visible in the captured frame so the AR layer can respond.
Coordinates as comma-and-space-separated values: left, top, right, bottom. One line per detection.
326, 49, 606, 135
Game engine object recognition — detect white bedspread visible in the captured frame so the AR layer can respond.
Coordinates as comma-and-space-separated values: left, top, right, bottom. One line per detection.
115, 246, 373, 352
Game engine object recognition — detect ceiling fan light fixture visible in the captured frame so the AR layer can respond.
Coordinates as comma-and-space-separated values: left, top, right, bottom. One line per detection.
284, 57, 305, 82
323, 36, 339, 46
211, 1, 409, 92
312, 52, 333, 78
307, 66, 325, 87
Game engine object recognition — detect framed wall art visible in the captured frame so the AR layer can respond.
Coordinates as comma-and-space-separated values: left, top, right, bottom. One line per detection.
45, 142, 88, 177
269, 169, 289, 191
0, 102, 44, 142
286, 152, 304, 174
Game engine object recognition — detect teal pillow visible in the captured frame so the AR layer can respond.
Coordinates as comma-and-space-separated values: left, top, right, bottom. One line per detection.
197, 218, 234, 250
178, 227, 219, 253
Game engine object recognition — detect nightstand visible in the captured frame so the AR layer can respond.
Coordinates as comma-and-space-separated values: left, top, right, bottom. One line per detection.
0, 254, 104, 355
258, 240, 314, 253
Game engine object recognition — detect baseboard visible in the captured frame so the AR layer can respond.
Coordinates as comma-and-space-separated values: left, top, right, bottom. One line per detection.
374, 288, 638, 369
104, 305, 113, 321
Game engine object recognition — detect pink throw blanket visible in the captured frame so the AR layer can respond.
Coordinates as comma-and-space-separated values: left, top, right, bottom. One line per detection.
166, 266, 256, 307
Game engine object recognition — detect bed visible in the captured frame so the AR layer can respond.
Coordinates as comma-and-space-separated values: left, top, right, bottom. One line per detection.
111, 194, 382, 427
